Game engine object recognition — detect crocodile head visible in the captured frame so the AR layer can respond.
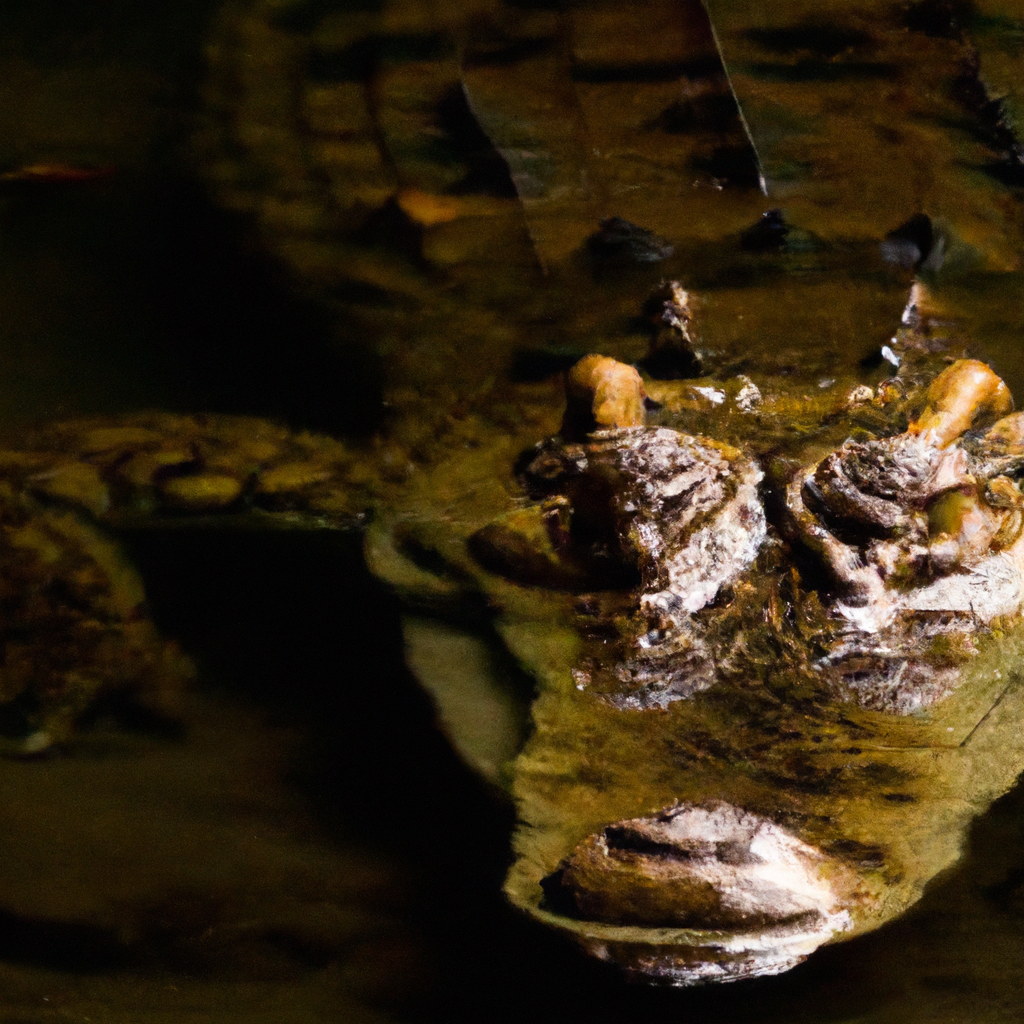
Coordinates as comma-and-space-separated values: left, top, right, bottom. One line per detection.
372, 332, 1024, 983
188, 0, 1024, 985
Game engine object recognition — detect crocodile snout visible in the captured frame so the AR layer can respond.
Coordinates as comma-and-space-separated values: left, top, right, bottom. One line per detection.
541, 801, 863, 981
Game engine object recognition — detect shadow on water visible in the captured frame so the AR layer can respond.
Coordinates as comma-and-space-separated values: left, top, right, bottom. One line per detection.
0, 173, 385, 437
117, 523, 1024, 1024
136, 182, 387, 437
0, 0, 384, 438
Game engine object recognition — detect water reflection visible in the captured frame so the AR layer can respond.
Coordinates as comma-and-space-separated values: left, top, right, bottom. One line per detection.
0, 0, 1023, 1020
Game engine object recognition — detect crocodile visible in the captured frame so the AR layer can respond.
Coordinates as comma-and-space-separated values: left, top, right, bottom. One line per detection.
6, 0, 1024, 986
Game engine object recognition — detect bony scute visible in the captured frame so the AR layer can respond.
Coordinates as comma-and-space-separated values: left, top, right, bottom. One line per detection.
0, 413, 364, 755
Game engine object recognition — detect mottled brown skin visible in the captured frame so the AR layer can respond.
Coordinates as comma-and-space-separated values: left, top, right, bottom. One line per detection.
2, 350, 1013, 748
788, 360, 1024, 653
459, 350, 1024, 981
0, 414, 366, 752
3, 338, 1024, 986
476, 355, 1024, 717
543, 802, 865, 934
0, 493, 191, 753
511, 423, 765, 708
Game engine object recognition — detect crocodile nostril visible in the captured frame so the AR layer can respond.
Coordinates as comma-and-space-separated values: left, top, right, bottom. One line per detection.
542, 801, 861, 934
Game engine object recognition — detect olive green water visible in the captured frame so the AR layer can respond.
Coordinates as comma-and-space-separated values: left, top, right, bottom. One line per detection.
3, 0, 1024, 1021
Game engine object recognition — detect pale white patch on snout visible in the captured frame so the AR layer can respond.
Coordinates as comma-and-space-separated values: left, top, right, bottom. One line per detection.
616, 802, 853, 928
547, 801, 861, 982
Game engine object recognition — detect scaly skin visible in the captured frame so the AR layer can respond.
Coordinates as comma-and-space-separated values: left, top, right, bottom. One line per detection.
372, 336, 1024, 983
0, 413, 367, 752
7, 294, 1024, 985
18, 0, 1024, 983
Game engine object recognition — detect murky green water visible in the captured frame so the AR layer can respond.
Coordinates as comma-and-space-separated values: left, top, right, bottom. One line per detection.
3, 0, 1024, 1020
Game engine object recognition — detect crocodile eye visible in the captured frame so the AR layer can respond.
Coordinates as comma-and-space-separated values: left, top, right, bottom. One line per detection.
909, 359, 1013, 446
561, 354, 647, 439
783, 357, 1024, 712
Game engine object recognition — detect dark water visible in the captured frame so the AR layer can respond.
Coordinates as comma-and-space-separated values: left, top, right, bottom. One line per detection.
2, 1, 1024, 1022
